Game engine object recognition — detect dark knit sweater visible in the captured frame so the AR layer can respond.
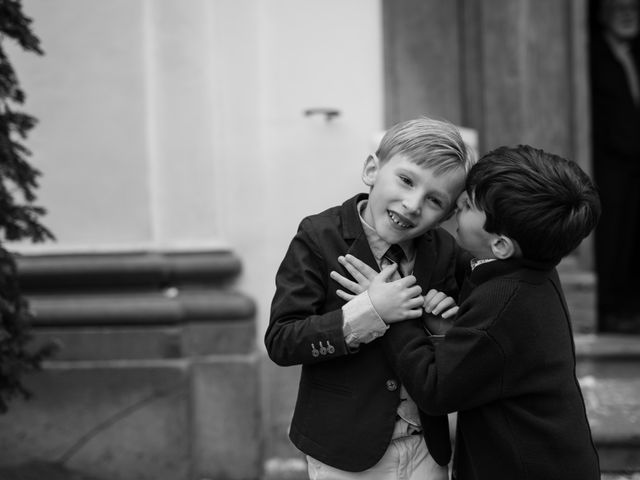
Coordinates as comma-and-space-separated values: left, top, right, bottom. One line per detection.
383, 258, 600, 480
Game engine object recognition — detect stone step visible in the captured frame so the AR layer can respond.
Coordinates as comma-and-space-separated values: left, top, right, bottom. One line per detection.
0, 461, 105, 480
576, 334, 640, 473
601, 475, 640, 480
261, 459, 640, 480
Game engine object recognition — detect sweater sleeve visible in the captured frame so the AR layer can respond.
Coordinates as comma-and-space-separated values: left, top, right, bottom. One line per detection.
382, 287, 507, 415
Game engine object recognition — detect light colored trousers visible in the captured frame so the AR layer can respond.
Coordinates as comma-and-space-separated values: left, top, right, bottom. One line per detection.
306, 434, 449, 480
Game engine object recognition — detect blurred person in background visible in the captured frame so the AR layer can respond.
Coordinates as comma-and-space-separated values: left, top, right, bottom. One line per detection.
590, 0, 640, 333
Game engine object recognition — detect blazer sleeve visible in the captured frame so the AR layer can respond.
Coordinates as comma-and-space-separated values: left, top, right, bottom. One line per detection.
265, 217, 350, 366
382, 291, 505, 416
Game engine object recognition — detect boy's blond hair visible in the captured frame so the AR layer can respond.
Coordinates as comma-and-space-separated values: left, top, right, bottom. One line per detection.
376, 117, 473, 175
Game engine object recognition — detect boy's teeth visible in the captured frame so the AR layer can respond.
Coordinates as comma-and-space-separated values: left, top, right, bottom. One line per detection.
388, 211, 411, 228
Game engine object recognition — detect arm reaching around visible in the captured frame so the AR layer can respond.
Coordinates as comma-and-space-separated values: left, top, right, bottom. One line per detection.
382, 314, 504, 416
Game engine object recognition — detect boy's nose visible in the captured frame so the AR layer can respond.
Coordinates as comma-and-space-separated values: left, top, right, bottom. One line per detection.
402, 194, 422, 214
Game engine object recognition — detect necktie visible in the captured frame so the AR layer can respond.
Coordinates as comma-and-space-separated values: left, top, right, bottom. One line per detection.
383, 244, 405, 276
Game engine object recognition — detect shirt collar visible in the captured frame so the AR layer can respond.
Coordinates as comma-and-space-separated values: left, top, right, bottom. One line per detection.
468, 257, 556, 287
470, 258, 497, 270
357, 200, 415, 263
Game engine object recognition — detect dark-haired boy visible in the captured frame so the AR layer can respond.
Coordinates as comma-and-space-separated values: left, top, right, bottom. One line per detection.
334, 145, 601, 479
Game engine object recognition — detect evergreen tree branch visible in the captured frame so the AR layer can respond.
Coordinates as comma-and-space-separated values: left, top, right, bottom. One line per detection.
0, 0, 54, 413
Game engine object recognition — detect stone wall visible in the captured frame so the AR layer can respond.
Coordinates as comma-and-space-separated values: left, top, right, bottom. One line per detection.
0, 251, 258, 480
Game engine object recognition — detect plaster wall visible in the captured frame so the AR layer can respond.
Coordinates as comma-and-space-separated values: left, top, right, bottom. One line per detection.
10, 0, 384, 344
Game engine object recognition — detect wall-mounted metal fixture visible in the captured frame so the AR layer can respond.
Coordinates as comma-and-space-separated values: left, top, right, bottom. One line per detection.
303, 108, 341, 122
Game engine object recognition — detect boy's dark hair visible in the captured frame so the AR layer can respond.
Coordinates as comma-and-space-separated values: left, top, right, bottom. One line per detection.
466, 145, 601, 264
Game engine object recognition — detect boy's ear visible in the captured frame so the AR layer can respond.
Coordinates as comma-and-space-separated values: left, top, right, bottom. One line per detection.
490, 235, 519, 260
362, 154, 379, 187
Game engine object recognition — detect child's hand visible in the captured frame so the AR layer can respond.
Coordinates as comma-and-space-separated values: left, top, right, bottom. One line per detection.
330, 254, 423, 323
423, 289, 459, 335
367, 265, 424, 323
424, 289, 459, 318
330, 254, 378, 301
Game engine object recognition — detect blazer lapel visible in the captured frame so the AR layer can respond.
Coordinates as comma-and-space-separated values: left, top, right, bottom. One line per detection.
412, 232, 435, 292
346, 231, 380, 272
340, 193, 380, 272
413, 232, 442, 334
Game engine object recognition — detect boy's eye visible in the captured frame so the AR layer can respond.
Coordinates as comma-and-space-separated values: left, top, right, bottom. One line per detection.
399, 175, 412, 186
428, 196, 444, 209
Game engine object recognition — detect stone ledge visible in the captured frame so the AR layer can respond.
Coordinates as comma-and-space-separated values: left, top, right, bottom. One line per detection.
16, 250, 242, 292
29, 319, 256, 360
576, 334, 640, 359
28, 289, 255, 327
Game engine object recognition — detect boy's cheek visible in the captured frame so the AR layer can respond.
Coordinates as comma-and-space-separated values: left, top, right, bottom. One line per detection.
412, 220, 441, 237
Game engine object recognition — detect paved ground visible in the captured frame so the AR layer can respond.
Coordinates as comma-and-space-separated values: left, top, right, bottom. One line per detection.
0, 460, 638, 480
0, 461, 102, 480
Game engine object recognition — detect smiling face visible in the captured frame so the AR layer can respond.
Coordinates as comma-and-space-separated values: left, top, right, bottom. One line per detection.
362, 153, 465, 244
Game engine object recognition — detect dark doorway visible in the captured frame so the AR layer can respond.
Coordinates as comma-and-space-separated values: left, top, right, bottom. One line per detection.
588, 0, 640, 333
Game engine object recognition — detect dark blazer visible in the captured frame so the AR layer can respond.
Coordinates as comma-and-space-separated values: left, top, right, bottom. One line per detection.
382, 259, 601, 480
265, 193, 468, 472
